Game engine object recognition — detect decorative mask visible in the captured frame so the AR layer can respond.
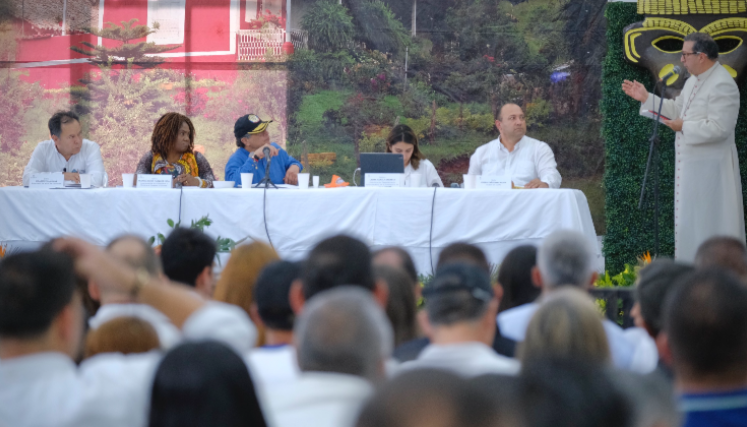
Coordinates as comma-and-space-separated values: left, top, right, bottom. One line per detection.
623, 0, 747, 98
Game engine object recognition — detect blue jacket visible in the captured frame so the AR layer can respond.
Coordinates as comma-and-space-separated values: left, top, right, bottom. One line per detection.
224, 143, 303, 187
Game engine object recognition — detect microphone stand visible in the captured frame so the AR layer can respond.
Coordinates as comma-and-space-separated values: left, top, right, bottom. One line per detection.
254, 148, 278, 189
638, 79, 666, 256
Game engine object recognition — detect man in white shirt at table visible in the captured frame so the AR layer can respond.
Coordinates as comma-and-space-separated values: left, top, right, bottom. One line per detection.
468, 103, 561, 189
22, 110, 105, 187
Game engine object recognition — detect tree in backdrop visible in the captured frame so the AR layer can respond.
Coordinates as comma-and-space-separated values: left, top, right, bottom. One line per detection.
70, 20, 181, 185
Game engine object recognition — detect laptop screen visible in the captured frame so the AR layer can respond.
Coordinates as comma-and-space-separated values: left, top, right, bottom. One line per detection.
360, 153, 405, 186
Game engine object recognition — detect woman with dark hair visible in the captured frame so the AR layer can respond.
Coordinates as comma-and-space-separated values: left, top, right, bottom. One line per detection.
386, 124, 443, 187
148, 340, 268, 427
497, 245, 541, 313
136, 112, 215, 188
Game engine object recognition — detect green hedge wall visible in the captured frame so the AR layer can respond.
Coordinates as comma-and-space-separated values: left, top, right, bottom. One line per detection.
602, 2, 747, 272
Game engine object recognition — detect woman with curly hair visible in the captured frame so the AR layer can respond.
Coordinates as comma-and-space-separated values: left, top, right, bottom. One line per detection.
386, 124, 443, 187
135, 112, 215, 188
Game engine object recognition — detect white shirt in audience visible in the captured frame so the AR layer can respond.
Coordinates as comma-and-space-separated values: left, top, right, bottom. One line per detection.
468, 135, 561, 188
404, 159, 444, 187
264, 372, 373, 427
88, 303, 182, 350
0, 302, 256, 427
246, 344, 300, 389
397, 342, 520, 377
22, 139, 105, 187
497, 302, 641, 371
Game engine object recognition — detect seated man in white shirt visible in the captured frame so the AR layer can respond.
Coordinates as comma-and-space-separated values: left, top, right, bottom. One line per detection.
497, 230, 640, 371
468, 103, 561, 189
22, 110, 105, 187
246, 260, 302, 388
87, 235, 181, 350
264, 287, 392, 427
0, 240, 256, 427
398, 263, 520, 377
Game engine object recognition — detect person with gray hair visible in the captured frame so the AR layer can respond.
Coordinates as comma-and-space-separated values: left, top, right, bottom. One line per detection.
263, 287, 392, 427
694, 236, 747, 279
498, 230, 640, 371
398, 263, 519, 377
87, 235, 180, 350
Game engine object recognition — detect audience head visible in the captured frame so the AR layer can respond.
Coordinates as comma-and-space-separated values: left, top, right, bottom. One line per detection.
107, 235, 163, 276
254, 260, 300, 332
0, 249, 83, 358
519, 288, 610, 367
294, 287, 393, 381
372, 246, 418, 286
694, 236, 747, 278
497, 244, 540, 312
48, 110, 82, 158
294, 235, 386, 311
535, 230, 597, 290
374, 265, 418, 347
151, 112, 195, 159
160, 227, 216, 297
633, 259, 694, 338
84, 316, 160, 359
213, 242, 279, 325
662, 268, 747, 385
148, 340, 267, 427
386, 124, 424, 169
436, 242, 490, 274
422, 263, 497, 345
609, 371, 680, 427
355, 369, 506, 427
517, 358, 632, 427
88, 235, 163, 307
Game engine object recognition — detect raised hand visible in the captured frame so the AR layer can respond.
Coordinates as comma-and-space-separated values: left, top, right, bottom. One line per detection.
621, 79, 649, 103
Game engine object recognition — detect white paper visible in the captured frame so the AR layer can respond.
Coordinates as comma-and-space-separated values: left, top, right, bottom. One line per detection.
136, 174, 173, 189
477, 175, 512, 190
29, 173, 65, 189
366, 173, 404, 188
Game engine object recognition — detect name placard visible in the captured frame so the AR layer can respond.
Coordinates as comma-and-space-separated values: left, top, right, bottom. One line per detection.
477, 175, 512, 190
136, 174, 173, 189
29, 173, 64, 189
365, 173, 404, 188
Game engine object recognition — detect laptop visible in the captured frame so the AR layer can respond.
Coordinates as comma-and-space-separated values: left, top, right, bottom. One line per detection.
360, 153, 405, 186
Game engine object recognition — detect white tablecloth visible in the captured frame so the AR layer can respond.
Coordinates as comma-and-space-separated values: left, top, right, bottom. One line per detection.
0, 187, 600, 274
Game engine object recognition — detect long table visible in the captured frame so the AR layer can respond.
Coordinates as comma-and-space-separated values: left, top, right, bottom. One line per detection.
0, 186, 601, 274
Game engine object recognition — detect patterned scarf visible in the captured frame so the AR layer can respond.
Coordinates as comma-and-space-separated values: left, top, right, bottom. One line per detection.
151, 152, 199, 177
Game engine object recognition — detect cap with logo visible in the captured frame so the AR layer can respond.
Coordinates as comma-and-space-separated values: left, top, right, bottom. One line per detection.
234, 114, 273, 139
422, 263, 494, 302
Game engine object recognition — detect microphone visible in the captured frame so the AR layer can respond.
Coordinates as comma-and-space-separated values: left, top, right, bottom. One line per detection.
263, 146, 272, 180
432, 182, 440, 187
660, 66, 681, 85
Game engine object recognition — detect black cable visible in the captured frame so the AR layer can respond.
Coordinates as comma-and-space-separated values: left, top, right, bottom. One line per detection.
262, 183, 274, 249
429, 186, 437, 274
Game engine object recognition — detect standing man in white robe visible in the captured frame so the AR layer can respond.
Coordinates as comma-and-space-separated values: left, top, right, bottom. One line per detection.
468, 103, 562, 189
622, 32, 745, 262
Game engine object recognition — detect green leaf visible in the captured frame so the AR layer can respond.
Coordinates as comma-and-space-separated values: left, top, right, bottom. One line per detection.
167, 218, 175, 228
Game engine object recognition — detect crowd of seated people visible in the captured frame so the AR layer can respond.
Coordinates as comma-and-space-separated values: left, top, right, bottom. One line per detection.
1, 230, 746, 427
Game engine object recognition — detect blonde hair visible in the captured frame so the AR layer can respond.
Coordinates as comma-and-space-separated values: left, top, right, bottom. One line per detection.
213, 242, 280, 346
84, 316, 160, 358
519, 288, 610, 366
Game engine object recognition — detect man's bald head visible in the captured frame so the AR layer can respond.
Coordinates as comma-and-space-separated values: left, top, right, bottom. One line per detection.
694, 236, 747, 279
496, 103, 526, 143
497, 103, 522, 121
106, 235, 162, 276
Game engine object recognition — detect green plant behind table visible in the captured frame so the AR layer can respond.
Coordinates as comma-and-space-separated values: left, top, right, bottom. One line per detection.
148, 215, 248, 254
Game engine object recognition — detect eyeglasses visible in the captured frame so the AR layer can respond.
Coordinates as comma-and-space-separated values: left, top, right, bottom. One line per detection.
681, 51, 701, 58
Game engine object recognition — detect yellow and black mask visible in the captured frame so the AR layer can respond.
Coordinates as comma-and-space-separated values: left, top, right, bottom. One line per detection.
624, 0, 747, 97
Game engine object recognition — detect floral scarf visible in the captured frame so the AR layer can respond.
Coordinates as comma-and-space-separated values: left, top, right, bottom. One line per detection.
151, 152, 199, 177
